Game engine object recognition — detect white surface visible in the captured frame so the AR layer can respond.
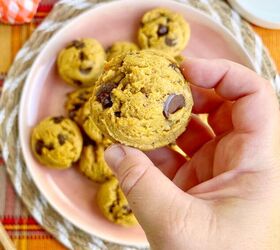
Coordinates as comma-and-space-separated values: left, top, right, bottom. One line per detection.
228, 0, 280, 29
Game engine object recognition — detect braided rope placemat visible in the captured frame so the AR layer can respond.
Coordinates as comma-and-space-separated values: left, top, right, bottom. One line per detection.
0, 0, 279, 249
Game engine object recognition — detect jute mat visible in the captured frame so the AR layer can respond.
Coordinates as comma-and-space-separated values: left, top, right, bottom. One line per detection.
0, 0, 279, 249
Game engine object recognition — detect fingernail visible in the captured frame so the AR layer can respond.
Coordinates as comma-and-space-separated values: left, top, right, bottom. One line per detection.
104, 144, 126, 173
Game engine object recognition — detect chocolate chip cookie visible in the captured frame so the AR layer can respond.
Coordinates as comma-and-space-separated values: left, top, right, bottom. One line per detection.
31, 116, 83, 168
90, 50, 193, 150
97, 177, 138, 226
79, 139, 113, 183
138, 8, 190, 56
65, 87, 94, 124
57, 38, 106, 87
79, 100, 107, 143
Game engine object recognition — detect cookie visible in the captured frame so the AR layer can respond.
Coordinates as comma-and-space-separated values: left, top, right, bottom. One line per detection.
106, 41, 139, 61
57, 38, 106, 87
90, 50, 193, 150
138, 8, 190, 56
97, 178, 138, 226
65, 87, 94, 123
79, 100, 105, 143
31, 116, 83, 168
79, 140, 113, 183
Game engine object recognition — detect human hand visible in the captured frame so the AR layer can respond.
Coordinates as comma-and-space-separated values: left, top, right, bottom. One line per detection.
104, 58, 280, 250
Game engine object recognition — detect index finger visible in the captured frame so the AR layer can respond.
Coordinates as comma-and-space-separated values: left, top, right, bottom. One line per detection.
181, 58, 279, 133
182, 58, 265, 100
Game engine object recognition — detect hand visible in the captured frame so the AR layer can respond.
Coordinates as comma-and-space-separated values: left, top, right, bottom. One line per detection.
104, 58, 280, 250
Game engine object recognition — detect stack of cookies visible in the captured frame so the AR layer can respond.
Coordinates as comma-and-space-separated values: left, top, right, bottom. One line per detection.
30, 7, 192, 226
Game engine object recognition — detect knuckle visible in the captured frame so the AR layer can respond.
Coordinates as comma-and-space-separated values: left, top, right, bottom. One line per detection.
117, 158, 149, 196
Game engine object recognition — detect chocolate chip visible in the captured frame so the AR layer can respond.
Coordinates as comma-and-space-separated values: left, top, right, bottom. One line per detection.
53, 116, 64, 124
96, 83, 117, 109
57, 134, 66, 145
114, 111, 121, 117
116, 186, 121, 204
140, 87, 148, 97
157, 24, 169, 36
67, 40, 85, 49
109, 204, 115, 213
35, 140, 54, 155
169, 63, 183, 74
79, 67, 92, 74
35, 140, 45, 155
73, 80, 83, 86
73, 103, 82, 111
122, 205, 132, 214
46, 143, 54, 150
97, 92, 112, 109
165, 37, 177, 47
169, 63, 179, 70
163, 94, 185, 118
79, 51, 87, 60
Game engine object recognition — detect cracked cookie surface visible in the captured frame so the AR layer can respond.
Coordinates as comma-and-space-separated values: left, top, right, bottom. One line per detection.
31, 116, 83, 168
57, 38, 106, 87
97, 178, 138, 226
138, 8, 190, 56
90, 50, 193, 150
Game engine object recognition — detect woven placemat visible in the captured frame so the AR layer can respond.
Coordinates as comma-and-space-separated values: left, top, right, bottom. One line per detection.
0, 0, 279, 249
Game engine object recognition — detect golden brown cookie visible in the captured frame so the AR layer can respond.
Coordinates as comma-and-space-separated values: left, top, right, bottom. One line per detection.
138, 8, 190, 56
31, 116, 83, 169
79, 140, 113, 183
57, 39, 106, 87
96, 178, 138, 226
65, 87, 94, 124
90, 50, 193, 150
79, 100, 104, 143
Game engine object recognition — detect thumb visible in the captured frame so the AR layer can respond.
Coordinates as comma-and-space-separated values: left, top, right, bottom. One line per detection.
104, 144, 192, 229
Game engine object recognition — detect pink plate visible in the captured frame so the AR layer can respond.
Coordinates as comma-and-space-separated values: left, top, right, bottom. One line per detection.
19, 0, 254, 247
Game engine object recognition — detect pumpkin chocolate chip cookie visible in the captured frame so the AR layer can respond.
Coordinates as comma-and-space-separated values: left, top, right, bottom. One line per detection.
138, 8, 190, 56
79, 100, 106, 143
65, 86, 94, 123
79, 138, 113, 183
89, 50, 193, 150
31, 116, 83, 169
97, 178, 138, 226
57, 38, 106, 87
